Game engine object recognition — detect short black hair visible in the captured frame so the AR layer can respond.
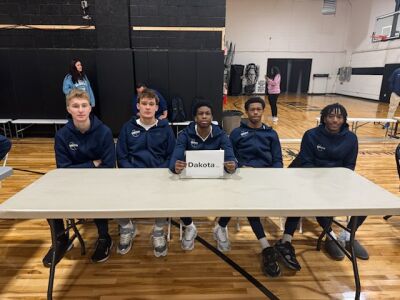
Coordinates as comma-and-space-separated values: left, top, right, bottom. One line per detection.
320, 103, 348, 125
192, 100, 213, 117
135, 82, 146, 89
245, 97, 266, 111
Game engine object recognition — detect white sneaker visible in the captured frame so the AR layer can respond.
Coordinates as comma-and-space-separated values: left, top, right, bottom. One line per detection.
213, 225, 231, 252
181, 224, 197, 251
117, 223, 136, 255
272, 117, 279, 123
151, 230, 168, 257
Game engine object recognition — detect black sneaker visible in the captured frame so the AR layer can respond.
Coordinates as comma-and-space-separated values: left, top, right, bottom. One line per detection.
91, 237, 113, 263
324, 239, 345, 261
345, 240, 369, 260
42, 239, 74, 268
275, 240, 301, 271
261, 246, 281, 277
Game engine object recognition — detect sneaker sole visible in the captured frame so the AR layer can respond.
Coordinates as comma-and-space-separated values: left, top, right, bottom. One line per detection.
181, 241, 195, 251
116, 241, 133, 255
154, 248, 168, 257
92, 241, 113, 263
262, 268, 281, 278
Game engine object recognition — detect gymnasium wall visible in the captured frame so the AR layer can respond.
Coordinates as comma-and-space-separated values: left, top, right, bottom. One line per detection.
0, 0, 225, 134
225, 0, 351, 94
336, 0, 400, 101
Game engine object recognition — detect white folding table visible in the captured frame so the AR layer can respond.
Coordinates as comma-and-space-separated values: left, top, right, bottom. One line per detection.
0, 119, 12, 138
0, 168, 399, 300
12, 119, 68, 138
316, 117, 397, 137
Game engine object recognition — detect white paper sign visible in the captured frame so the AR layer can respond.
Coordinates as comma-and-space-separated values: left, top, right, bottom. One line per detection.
182, 150, 225, 178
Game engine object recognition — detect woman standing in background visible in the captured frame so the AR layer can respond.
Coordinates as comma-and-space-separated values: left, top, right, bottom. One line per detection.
266, 66, 281, 124
63, 59, 96, 107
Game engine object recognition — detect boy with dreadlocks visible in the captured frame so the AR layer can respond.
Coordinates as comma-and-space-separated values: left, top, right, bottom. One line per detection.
274, 103, 368, 272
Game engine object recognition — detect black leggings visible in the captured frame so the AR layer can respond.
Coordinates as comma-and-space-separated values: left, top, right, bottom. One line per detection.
284, 216, 367, 236
47, 218, 110, 241
268, 94, 279, 117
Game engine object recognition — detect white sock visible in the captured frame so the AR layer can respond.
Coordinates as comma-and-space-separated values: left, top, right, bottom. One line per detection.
327, 231, 337, 240
154, 224, 164, 232
121, 219, 134, 229
259, 237, 270, 249
186, 222, 196, 229
282, 233, 292, 244
338, 229, 350, 241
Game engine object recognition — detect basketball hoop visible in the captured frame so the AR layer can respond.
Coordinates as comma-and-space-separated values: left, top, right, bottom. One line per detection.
372, 33, 388, 42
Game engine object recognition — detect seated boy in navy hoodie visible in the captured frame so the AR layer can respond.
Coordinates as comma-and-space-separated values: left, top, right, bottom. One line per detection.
43, 89, 116, 267
116, 89, 175, 257
275, 103, 368, 273
0, 134, 11, 160
169, 100, 237, 251
227, 97, 283, 277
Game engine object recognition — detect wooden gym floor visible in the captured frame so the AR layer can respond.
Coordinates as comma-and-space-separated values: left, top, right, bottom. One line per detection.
1, 94, 400, 299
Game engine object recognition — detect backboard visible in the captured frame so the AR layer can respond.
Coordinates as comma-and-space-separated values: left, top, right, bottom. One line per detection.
372, 11, 400, 42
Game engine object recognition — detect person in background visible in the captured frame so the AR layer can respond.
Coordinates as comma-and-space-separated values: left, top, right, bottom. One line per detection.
386, 67, 400, 125
133, 83, 168, 120
266, 66, 281, 124
63, 58, 96, 107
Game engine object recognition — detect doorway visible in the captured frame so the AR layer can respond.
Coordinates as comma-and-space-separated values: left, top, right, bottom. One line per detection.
266, 59, 312, 93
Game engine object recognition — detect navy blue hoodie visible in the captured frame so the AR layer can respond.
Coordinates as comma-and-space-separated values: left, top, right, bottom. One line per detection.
389, 67, 400, 96
300, 124, 358, 170
116, 118, 175, 168
230, 122, 283, 168
0, 134, 11, 159
54, 115, 116, 168
169, 122, 237, 173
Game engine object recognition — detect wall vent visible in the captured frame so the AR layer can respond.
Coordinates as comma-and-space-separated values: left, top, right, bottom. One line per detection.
322, 0, 336, 15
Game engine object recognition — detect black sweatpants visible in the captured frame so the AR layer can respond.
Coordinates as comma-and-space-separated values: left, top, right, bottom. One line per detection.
268, 94, 279, 117
284, 216, 367, 236
47, 218, 110, 242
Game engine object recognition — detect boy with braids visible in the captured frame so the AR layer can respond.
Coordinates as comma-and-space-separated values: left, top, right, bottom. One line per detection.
275, 103, 368, 272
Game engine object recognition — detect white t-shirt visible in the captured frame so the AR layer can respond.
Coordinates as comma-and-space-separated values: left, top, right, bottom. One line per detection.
136, 119, 158, 131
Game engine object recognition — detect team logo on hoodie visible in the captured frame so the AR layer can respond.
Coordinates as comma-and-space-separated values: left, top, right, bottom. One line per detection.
317, 144, 326, 151
240, 130, 249, 137
190, 139, 199, 148
69, 142, 78, 151
131, 129, 141, 138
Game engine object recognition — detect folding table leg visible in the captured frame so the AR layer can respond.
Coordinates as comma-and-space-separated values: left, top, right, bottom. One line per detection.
47, 219, 58, 300
316, 217, 361, 300
348, 216, 361, 300
316, 217, 333, 251
14, 124, 18, 139
68, 219, 86, 255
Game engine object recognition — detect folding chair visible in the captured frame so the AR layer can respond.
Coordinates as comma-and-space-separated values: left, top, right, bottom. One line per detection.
2, 153, 8, 167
